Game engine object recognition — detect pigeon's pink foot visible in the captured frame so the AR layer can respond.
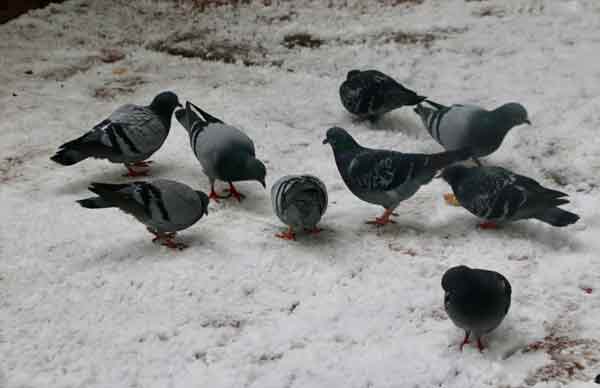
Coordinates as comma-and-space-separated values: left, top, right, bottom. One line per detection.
460, 332, 471, 351
478, 221, 499, 230
476, 338, 486, 352
148, 229, 185, 250
276, 228, 296, 241
225, 182, 245, 202
132, 160, 153, 168
208, 184, 227, 202
124, 162, 150, 177
366, 209, 396, 226
304, 227, 322, 235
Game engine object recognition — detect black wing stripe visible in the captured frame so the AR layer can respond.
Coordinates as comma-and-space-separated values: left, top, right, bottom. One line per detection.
147, 185, 170, 221
112, 123, 141, 154
105, 125, 123, 155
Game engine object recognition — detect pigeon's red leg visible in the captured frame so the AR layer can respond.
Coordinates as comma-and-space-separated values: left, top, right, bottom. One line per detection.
276, 227, 296, 241
123, 164, 149, 177
460, 331, 471, 351
225, 182, 246, 202
476, 338, 486, 352
304, 227, 323, 235
366, 208, 396, 226
147, 228, 186, 250
208, 183, 227, 202
132, 160, 153, 168
479, 221, 499, 230
160, 237, 187, 250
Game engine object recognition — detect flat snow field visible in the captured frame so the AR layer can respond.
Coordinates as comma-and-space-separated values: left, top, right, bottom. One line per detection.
1, 1, 599, 387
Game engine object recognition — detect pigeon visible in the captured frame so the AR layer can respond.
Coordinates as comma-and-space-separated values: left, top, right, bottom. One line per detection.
414, 100, 531, 164
77, 179, 209, 249
271, 174, 328, 240
51, 91, 181, 177
339, 69, 426, 121
442, 265, 511, 352
323, 127, 471, 226
441, 165, 580, 229
175, 101, 266, 202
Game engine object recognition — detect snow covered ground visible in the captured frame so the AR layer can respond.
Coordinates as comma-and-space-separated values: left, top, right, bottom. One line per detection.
1, 0, 600, 387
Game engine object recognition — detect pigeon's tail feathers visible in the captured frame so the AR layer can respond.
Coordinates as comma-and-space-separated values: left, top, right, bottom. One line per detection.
535, 207, 580, 227
51, 148, 88, 165
88, 182, 130, 197
428, 148, 472, 171
77, 197, 115, 209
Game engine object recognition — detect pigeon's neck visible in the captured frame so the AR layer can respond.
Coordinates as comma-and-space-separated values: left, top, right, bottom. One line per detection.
488, 109, 518, 135
148, 105, 175, 130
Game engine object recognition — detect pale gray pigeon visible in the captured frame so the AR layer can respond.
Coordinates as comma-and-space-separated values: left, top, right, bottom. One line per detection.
175, 101, 266, 202
442, 265, 511, 352
441, 165, 579, 228
51, 91, 181, 177
323, 127, 471, 226
77, 179, 209, 249
414, 100, 530, 164
340, 69, 426, 121
271, 174, 328, 240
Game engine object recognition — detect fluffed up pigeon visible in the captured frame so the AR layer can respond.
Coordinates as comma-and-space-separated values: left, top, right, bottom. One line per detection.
340, 69, 426, 121
77, 179, 209, 249
442, 265, 511, 352
51, 91, 181, 177
441, 165, 580, 229
175, 101, 266, 202
271, 174, 328, 240
414, 100, 530, 164
323, 127, 471, 226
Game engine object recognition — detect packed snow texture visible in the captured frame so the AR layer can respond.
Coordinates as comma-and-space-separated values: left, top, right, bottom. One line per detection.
1, 0, 599, 387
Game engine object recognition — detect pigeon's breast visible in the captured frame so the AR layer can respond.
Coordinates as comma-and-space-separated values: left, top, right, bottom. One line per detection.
437, 105, 483, 150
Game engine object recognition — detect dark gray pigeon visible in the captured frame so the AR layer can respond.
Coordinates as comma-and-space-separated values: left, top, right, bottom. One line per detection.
442, 265, 511, 352
441, 165, 579, 229
51, 91, 181, 177
77, 179, 209, 249
414, 100, 530, 164
323, 127, 471, 226
340, 69, 426, 121
271, 174, 328, 240
175, 101, 266, 202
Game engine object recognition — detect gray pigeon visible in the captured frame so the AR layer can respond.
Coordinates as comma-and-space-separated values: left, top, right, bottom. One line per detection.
340, 69, 426, 121
175, 101, 266, 202
442, 265, 511, 352
77, 179, 209, 249
414, 100, 530, 164
271, 174, 328, 240
51, 91, 181, 177
441, 165, 579, 229
323, 127, 471, 226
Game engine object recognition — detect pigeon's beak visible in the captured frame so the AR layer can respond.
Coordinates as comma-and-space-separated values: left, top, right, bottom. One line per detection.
524, 118, 531, 125
434, 172, 443, 179
204, 207, 209, 216
177, 101, 183, 108
322, 138, 329, 145
259, 179, 266, 188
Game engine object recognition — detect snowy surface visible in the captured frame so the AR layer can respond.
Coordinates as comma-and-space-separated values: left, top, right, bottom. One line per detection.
1, 0, 600, 387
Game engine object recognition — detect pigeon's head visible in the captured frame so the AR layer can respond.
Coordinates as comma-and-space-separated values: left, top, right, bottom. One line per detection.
246, 158, 267, 188
440, 165, 471, 186
322, 127, 359, 151
174, 107, 192, 132
346, 70, 361, 80
150, 91, 182, 117
195, 190, 210, 215
497, 102, 531, 127
442, 265, 472, 292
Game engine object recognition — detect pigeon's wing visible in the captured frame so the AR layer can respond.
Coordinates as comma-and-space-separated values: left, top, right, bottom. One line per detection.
105, 104, 169, 157
347, 149, 433, 191
87, 182, 151, 222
